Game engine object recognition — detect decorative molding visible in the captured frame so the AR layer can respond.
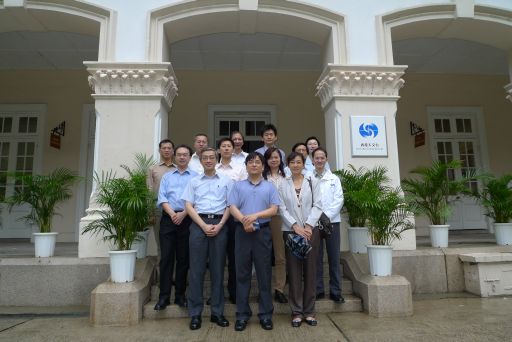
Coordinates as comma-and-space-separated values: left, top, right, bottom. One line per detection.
85, 62, 179, 109
505, 83, 512, 103
315, 65, 407, 108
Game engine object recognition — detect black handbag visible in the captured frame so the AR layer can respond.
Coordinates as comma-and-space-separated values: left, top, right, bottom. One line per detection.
308, 178, 333, 235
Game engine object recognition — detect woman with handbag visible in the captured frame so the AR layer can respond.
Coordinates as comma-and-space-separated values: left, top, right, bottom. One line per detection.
278, 151, 323, 327
263, 147, 288, 304
311, 147, 345, 303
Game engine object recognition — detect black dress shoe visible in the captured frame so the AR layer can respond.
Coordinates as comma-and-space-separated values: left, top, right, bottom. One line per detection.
234, 319, 247, 331
305, 317, 317, 326
154, 298, 170, 311
291, 317, 302, 328
190, 316, 202, 330
316, 292, 325, 300
210, 315, 229, 327
259, 318, 273, 330
174, 297, 188, 308
274, 290, 288, 303
329, 294, 345, 304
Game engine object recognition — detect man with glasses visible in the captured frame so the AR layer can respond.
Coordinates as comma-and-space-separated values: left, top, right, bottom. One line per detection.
154, 145, 197, 311
228, 152, 280, 331
182, 147, 233, 330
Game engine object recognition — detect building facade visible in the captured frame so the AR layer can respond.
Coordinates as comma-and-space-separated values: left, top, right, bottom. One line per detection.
0, 0, 511, 257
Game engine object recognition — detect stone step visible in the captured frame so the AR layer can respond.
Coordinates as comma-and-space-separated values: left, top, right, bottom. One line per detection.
143, 294, 363, 319
150, 277, 354, 301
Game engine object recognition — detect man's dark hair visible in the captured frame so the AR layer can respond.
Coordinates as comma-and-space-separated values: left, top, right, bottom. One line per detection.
199, 147, 217, 157
286, 151, 305, 165
217, 137, 234, 148
159, 139, 175, 149
230, 131, 245, 141
194, 133, 208, 142
174, 144, 193, 156
312, 147, 328, 158
245, 152, 265, 165
260, 124, 278, 137
291, 142, 307, 153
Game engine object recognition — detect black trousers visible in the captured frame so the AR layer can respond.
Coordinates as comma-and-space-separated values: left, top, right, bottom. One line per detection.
158, 213, 191, 301
226, 216, 237, 300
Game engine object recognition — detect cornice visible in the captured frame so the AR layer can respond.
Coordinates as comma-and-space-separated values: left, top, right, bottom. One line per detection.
316, 65, 407, 108
84, 62, 178, 109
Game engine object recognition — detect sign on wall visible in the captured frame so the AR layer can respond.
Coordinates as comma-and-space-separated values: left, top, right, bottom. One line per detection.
350, 116, 388, 157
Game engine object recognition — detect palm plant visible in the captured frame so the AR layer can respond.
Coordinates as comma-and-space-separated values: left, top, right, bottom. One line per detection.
364, 186, 414, 245
5, 168, 81, 233
477, 173, 512, 223
334, 164, 390, 227
82, 154, 156, 250
401, 160, 476, 225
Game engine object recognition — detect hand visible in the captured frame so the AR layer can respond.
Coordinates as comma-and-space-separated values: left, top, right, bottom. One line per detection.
209, 223, 223, 237
292, 224, 307, 239
202, 223, 216, 236
171, 211, 186, 225
241, 214, 258, 226
303, 225, 313, 240
243, 223, 255, 233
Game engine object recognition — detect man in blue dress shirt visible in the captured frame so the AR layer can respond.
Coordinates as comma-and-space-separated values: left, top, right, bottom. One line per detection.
254, 124, 285, 164
182, 147, 233, 330
228, 152, 280, 332
154, 145, 198, 311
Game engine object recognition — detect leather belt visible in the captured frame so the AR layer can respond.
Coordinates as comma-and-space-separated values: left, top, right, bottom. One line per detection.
259, 222, 270, 229
199, 213, 223, 219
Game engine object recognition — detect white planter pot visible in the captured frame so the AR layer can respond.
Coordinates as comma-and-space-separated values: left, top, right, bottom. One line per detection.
367, 245, 393, 276
133, 230, 150, 259
494, 223, 512, 246
109, 250, 137, 283
33, 232, 58, 257
429, 224, 450, 248
348, 227, 370, 254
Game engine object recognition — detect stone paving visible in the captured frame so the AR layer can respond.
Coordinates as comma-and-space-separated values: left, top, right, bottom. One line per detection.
1, 296, 511, 342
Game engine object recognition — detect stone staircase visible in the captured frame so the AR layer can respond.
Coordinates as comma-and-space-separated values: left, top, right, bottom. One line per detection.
143, 262, 363, 319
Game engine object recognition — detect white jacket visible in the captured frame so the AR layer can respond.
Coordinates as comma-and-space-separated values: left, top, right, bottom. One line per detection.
314, 170, 344, 223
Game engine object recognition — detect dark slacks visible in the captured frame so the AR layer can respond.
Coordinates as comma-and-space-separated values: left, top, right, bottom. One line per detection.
225, 216, 237, 300
316, 223, 342, 296
187, 218, 228, 317
235, 223, 274, 321
158, 213, 191, 302
284, 228, 320, 317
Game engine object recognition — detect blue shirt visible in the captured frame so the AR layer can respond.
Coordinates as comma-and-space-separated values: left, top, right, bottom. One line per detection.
158, 168, 198, 211
181, 172, 233, 215
227, 178, 280, 224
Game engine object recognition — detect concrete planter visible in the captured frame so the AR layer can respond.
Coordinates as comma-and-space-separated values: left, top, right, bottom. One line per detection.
494, 223, 512, 246
133, 230, 150, 259
33, 232, 58, 257
429, 224, 450, 248
367, 245, 393, 276
348, 227, 370, 254
109, 250, 137, 283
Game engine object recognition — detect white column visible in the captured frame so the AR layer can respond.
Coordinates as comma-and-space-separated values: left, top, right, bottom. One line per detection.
78, 62, 178, 258
316, 64, 416, 251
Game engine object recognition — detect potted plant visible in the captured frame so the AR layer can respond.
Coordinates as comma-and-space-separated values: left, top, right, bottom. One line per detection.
401, 160, 475, 248
476, 173, 512, 245
335, 165, 389, 253
82, 154, 155, 282
364, 186, 414, 276
5, 168, 81, 257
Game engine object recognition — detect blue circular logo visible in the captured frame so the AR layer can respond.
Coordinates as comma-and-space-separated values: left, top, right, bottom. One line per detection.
359, 123, 379, 138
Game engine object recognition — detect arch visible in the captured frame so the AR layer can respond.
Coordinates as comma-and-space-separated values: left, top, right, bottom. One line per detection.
0, 0, 116, 60
147, 0, 346, 67
377, 4, 512, 70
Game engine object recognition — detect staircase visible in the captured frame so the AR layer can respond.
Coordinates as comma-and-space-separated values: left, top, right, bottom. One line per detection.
143, 261, 362, 319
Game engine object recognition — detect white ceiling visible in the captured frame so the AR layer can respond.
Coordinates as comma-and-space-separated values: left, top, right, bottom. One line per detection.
0, 31, 508, 76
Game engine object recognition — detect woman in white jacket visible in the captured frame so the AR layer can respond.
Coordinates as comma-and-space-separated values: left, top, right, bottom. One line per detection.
278, 151, 322, 327
311, 147, 345, 303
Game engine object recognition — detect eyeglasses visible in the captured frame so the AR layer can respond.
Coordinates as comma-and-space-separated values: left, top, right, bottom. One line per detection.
247, 159, 262, 165
201, 156, 217, 161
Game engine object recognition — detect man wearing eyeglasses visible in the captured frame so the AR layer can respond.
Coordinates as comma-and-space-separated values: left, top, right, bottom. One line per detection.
228, 152, 280, 332
182, 147, 233, 330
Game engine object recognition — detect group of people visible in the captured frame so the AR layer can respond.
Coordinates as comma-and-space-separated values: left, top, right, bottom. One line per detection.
147, 124, 344, 331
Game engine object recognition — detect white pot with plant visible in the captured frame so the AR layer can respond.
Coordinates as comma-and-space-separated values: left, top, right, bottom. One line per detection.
335, 165, 389, 254
402, 160, 475, 248
476, 173, 512, 245
6, 168, 81, 257
82, 154, 155, 282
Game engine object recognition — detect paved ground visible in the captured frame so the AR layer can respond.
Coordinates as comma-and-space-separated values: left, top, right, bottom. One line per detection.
1, 296, 511, 342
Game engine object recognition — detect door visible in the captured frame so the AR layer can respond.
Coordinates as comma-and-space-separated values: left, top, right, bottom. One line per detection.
429, 108, 487, 230
0, 105, 43, 238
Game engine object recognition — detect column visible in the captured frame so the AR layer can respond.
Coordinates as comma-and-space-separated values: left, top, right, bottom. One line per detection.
78, 62, 178, 258
316, 64, 416, 251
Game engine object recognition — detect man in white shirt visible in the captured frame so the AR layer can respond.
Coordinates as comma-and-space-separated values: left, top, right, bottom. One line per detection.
188, 133, 208, 174
231, 131, 248, 166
